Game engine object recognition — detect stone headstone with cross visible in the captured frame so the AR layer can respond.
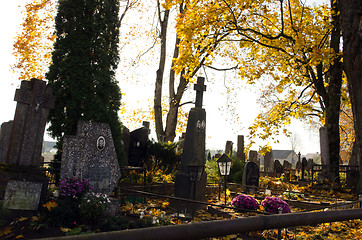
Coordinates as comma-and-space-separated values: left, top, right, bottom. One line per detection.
60, 121, 121, 195
174, 77, 207, 212
0, 79, 55, 167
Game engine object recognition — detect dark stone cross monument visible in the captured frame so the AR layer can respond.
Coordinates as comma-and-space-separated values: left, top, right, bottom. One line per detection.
0, 79, 55, 166
0, 78, 54, 210
174, 77, 207, 213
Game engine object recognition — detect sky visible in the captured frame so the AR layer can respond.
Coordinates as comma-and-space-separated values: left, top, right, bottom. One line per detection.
0, 1, 323, 155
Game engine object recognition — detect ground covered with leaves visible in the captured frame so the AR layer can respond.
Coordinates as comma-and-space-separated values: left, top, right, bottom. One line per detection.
1, 177, 361, 239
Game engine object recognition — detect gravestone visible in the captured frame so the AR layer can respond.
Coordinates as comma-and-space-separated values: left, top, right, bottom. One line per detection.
122, 126, 130, 158
249, 150, 258, 165
236, 135, 245, 162
0, 121, 13, 163
301, 157, 308, 180
274, 160, 283, 176
174, 77, 207, 212
283, 160, 292, 170
264, 150, 273, 173
307, 159, 314, 170
296, 159, 302, 170
128, 121, 150, 167
319, 126, 330, 176
347, 142, 359, 190
242, 161, 260, 193
0, 79, 53, 211
4, 180, 42, 210
2, 79, 55, 166
60, 121, 121, 195
214, 153, 222, 159
225, 141, 233, 155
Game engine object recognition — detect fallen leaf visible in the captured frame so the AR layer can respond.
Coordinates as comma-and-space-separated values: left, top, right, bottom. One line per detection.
60, 227, 71, 233
18, 217, 28, 222
0, 226, 12, 237
16, 235, 24, 239
43, 201, 58, 211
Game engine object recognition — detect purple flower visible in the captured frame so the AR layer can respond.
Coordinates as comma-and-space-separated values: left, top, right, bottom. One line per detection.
231, 194, 260, 210
261, 197, 290, 214
59, 177, 94, 199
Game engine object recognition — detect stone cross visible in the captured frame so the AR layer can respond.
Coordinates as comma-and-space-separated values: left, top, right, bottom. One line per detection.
5, 79, 55, 166
194, 77, 206, 108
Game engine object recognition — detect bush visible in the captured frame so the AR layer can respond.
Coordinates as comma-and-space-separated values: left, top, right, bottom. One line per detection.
79, 192, 110, 226
231, 194, 260, 210
261, 196, 291, 214
205, 159, 220, 183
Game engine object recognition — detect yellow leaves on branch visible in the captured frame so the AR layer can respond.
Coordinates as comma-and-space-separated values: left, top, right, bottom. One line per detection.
12, 0, 55, 81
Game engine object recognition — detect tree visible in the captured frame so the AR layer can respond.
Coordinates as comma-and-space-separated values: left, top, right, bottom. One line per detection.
340, 0, 362, 192
12, 0, 55, 80
171, 0, 343, 182
46, 0, 126, 165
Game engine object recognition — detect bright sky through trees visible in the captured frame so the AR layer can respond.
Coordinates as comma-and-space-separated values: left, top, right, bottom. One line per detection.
0, 1, 325, 154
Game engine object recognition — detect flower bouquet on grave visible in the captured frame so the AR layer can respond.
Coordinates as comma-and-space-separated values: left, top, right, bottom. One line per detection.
231, 194, 260, 212
59, 177, 94, 200
261, 196, 291, 214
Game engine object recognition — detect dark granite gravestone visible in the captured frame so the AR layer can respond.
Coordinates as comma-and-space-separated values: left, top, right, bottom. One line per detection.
307, 159, 314, 170
296, 159, 302, 170
225, 141, 233, 155
264, 150, 272, 172
174, 77, 207, 212
60, 121, 121, 195
236, 135, 245, 162
0, 121, 13, 164
242, 161, 260, 193
4, 180, 42, 210
249, 150, 259, 167
122, 126, 130, 158
2, 79, 55, 166
347, 142, 360, 190
128, 122, 150, 167
274, 160, 283, 176
320, 126, 330, 176
283, 160, 292, 170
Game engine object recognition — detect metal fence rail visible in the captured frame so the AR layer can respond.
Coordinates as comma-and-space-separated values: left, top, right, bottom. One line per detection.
39, 208, 362, 240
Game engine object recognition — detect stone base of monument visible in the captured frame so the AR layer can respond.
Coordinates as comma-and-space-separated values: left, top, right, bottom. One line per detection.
172, 171, 207, 215
0, 164, 48, 211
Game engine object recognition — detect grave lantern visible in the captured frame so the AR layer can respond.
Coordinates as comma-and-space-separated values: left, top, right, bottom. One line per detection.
217, 154, 232, 205
188, 164, 204, 200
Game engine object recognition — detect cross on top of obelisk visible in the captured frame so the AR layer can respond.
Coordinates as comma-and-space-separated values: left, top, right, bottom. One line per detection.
194, 77, 206, 108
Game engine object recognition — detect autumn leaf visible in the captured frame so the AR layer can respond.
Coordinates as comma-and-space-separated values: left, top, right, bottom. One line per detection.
18, 216, 28, 222
0, 226, 12, 237
16, 235, 24, 239
60, 227, 71, 233
43, 201, 58, 211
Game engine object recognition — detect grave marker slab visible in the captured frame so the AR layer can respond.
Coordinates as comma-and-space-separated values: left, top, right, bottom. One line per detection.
242, 161, 259, 193
4, 180, 42, 210
225, 141, 233, 155
60, 121, 121, 194
236, 135, 245, 162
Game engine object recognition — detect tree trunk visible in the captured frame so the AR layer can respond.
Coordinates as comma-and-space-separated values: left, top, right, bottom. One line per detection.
326, 0, 343, 183
154, 4, 169, 142
340, 0, 362, 193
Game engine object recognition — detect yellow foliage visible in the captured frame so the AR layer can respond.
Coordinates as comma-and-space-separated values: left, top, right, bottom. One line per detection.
43, 200, 58, 211
12, 0, 55, 81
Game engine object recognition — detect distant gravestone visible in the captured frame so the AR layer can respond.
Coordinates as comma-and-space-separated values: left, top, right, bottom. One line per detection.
122, 126, 130, 159
264, 150, 272, 172
320, 126, 330, 175
249, 150, 258, 165
274, 160, 283, 176
214, 153, 222, 159
128, 122, 150, 167
242, 161, 259, 193
283, 161, 292, 170
60, 121, 121, 195
296, 159, 302, 170
225, 141, 233, 155
2, 79, 55, 166
307, 159, 314, 170
236, 135, 245, 162
4, 180, 42, 210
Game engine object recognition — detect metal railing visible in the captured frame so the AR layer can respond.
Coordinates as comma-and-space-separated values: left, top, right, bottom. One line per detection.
39, 208, 362, 240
